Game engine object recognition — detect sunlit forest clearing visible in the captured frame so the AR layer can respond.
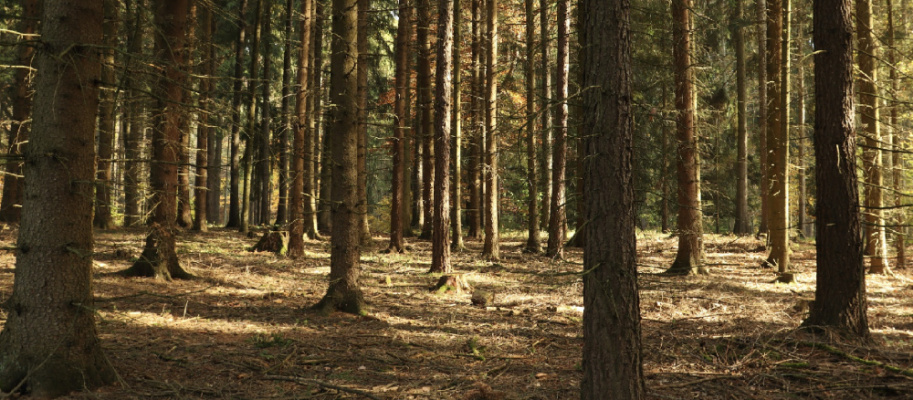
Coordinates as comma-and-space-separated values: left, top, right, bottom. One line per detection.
1, 228, 908, 399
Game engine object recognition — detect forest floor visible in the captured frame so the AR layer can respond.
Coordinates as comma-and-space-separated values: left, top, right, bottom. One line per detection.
0, 226, 912, 399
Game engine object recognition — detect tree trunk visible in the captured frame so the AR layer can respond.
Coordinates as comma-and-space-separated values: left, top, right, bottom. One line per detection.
796, 28, 809, 238
765, 0, 790, 278
732, 0, 750, 235
289, 0, 314, 258
0, 2, 116, 395
357, 0, 372, 242
579, 0, 645, 396
482, 0, 500, 261
194, 1, 215, 232
667, 0, 704, 275
276, 0, 294, 227
451, 0, 465, 251
258, 0, 274, 226
524, 0, 540, 253
314, 0, 366, 314
539, 0, 553, 237
176, 3, 197, 230
888, 0, 905, 269
546, 0, 569, 257
124, 0, 147, 227
431, 0, 455, 285
418, 0, 435, 240
756, 0, 768, 236
389, 0, 410, 253
94, 0, 118, 230
226, 0, 249, 228
467, 0, 482, 239
307, 0, 323, 238
803, 0, 869, 339
857, 0, 889, 274
119, 0, 192, 281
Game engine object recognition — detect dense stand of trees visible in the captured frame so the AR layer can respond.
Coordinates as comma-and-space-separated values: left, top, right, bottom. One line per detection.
2, 0, 912, 394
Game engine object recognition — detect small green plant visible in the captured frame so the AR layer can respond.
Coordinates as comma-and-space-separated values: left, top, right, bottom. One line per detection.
466, 336, 486, 361
248, 333, 293, 349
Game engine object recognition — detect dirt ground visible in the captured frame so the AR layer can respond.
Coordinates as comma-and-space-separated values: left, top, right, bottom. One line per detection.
1, 226, 912, 399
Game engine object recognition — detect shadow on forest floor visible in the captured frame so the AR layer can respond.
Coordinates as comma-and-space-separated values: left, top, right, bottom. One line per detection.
0, 227, 912, 399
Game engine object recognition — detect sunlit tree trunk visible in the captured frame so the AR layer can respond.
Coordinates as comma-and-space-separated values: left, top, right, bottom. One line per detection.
733, 0, 750, 235
241, 0, 264, 233
389, 0, 409, 253
467, 0, 483, 239
124, 0, 147, 227
524, 0, 541, 253
431, 0, 457, 289
289, 0, 314, 258
482, 0, 500, 260
357, 0, 371, 242
226, 0, 249, 228
194, 1, 215, 232
888, 0, 905, 269
540, 0, 553, 232
275, 0, 295, 226
418, 0, 435, 240
307, 0, 323, 238
756, 0, 768, 236
765, 0, 790, 280
451, 0, 465, 250
258, 0, 274, 226
546, 0, 569, 258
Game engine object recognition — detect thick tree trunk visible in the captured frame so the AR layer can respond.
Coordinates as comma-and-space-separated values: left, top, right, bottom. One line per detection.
418, 0, 435, 240
389, 0, 410, 253
482, 0, 500, 261
524, 0, 541, 253
315, 0, 366, 314
194, 2, 215, 232
579, 0, 645, 396
289, 0, 314, 258
226, 0, 249, 228
0, 2, 115, 395
732, 0, 750, 235
546, 0, 569, 258
857, 0, 889, 274
765, 0, 790, 279
803, 0, 869, 339
667, 0, 704, 275
431, 0, 455, 285
119, 0, 192, 281
94, 0, 118, 230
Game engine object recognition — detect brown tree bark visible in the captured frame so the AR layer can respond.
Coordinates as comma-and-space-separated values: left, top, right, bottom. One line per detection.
418, 0, 435, 240
888, 0, 905, 269
258, 0, 274, 226
546, 0, 569, 258
857, 0, 889, 274
803, 0, 869, 339
451, 0, 465, 251
357, 0, 371, 242
226, 0, 249, 228
315, 0, 366, 314
431, 0, 457, 289
94, 0, 118, 230
579, 0, 644, 396
467, 0, 483, 239
241, 0, 264, 233
756, 0, 769, 236
524, 0, 541, 253
389, 0, 410, 253
0, 2, 116, 395
733, 0, 750, 235
539, 0, 553, 236
307, 0, 324, 238
667, 0, 704, 275
482, 0, 500, 261
194, 1, 215, 232
119, 0, 192, 281
276, 0, 295, 227
796, 30, 810, 239
124, 0, 147, 227
176, 2, 197, 229
289, 0, 314, 258
765, 0, 790, 279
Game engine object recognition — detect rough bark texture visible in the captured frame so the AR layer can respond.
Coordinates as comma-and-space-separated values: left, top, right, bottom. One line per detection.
315, 0, 366, 314
467, 0, 482, 239
0, 2, 115, 395
177, 2, 197, 230
888, 0, 905, 269
546, 0, 569, 258
389, 0, 410, 253
796, 31, 810, 238
431, 0, 455, 278
756, 0, 768, 236
803, 0, 869, 339
765, 0, 790, 277
482, 0, 500, 261
241, 0, 264, 233
306, 0, 322, 239
579, 0, 644, 396
451, 0, 465, 251
732, 0, 750, 235
276, 0, 295, 227
123, 0, 147, 227
524, 0, 541, 253
667, 0, 704, 275
120, 0, 192, 281
357, 0, 371, 243
258, 1, 274, 226
289, 0, 314, 258
226, 0, 249, 229
94, 0, 118, 230
540, 0, 553, 233
194, 3, 215, 232
857, 0, 889, 274
418, 0, 435, 240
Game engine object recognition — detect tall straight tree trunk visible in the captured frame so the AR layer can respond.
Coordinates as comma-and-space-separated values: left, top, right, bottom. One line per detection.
667, 0, 704, 275
389, 0, 409, 253
289, 0, 314, 258
660, 83, 670, 233
546, 0, 569, 258
119, 0, 192, 281
258, 1, 274, 226
796, 32, 809, 238
888, 0, 905, 269
524, 0, 541, 253
579, 0, 645, 396
540, 0, 553, 231
276, 0, 295, 226
482, 0, 500, 260
402, 6, 415, 236
431, 0, 456, 287
803, 0, 869, 339
451, 0, 465, 250
0, 0, 39, 223
176, 2, 197, 229
467, 0, 482, 239
226, 0, 249, 228
194, 1, 215, 232
766, 0, 790, 279
315, 0, 365, 313
418, 0, 435, 239
307, 0, 324, 238
241, 0, 264, 233
94, 0, 118, 229
733, 0, 750, 235
124, 0, 146, 227
858, 0, 889, 274
756, 0, 768, 236
357, 0, 371, 242
0, 1, 116, 394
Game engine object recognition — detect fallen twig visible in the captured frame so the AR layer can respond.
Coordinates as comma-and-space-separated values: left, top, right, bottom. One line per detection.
263, 374, 383, 400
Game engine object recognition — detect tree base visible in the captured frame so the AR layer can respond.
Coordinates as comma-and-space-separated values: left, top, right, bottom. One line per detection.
250, 229, 288, 255
664, 260, 709, 276
774, 272, 796, 284
313, 284, 366, 315
431, 275, 471, 294
117, 223, 192, 281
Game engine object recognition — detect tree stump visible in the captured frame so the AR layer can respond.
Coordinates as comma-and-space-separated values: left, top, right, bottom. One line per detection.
250, 230, 289, 255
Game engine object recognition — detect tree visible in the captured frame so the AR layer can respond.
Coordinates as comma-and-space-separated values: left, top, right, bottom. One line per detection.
888, 0, 905, 269
765, 0, 790, 281
539, 0, 553, 239
667, 0, 704, 275
732, 0, 750, 235
388, 0, 410, 253
257, 0, 275, 226
194, 1, 215, 232
118, 0, 193, 281
524, 0, 541, 253
451, 0, 466, 251
418, 0, 435, 240
467, 0, 483, 239
276, 0, 296, 226
289, 0, 314, 258
123, 0, 148, 227
306, 0, 323, 238
357, 0, 372, 242
546, 0, 569, 258
857, 0, 889, 274
94, 0, 118, 230
803, 0, 869, 339
482, 0, 500, 261
226, 0, 249, 229
756, 0, 769, 236
579, 0, 644, 396
315, 0, 366, 314
796, 28, 811, 239
0, 1, 115, 395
